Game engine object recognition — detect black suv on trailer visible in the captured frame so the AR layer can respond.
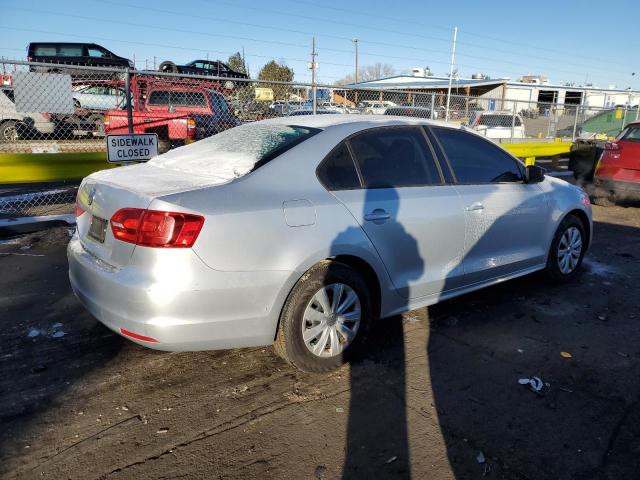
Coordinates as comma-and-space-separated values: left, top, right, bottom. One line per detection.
28, 43, 134, 77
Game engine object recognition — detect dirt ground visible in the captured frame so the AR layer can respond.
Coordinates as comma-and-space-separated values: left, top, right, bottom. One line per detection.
1, 203, 639, 480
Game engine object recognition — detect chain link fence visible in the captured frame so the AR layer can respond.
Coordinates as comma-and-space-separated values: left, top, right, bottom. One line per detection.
2, 59, 639, 223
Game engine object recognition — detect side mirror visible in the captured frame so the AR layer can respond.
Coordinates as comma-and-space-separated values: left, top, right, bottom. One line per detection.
526, 164, 545, 183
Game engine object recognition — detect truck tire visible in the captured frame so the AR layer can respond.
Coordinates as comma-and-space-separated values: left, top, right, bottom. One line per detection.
158, 139, 171, 154
158, 61, 178, 73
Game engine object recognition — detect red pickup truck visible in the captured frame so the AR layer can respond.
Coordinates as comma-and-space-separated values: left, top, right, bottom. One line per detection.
104, 78, 239, 151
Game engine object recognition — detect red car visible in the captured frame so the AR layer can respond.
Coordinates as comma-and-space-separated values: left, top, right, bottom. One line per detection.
593, 120, 640, 204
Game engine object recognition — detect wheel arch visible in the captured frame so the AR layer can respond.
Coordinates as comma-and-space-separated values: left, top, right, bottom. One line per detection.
272, 253, 385, 342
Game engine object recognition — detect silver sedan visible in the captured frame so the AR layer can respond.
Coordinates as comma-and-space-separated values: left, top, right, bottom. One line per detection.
68, 115, 592, 371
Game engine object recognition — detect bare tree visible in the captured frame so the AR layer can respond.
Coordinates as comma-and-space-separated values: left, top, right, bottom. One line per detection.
334, 63, 396, 85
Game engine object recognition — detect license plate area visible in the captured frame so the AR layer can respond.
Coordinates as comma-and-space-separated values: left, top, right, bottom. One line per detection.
88, 215, 108, 243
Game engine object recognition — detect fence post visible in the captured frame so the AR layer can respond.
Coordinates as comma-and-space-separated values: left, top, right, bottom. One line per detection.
511, 101, 517, 140
621, 105, 627, 131
571, 100, 582, 141
124, 68, 134, 135
431, 93, 435, 120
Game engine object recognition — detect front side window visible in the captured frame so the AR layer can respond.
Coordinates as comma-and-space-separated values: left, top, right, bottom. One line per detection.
618, 125, 640, 142
87, 47, 107, 58
348, 127, 441, 188
317, 143, 360, 190
432, 127, 523, 183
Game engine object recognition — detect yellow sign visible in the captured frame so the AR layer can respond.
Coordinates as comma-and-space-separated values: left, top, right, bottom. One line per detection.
615, 108, 623, 119
255, 87, 274, 101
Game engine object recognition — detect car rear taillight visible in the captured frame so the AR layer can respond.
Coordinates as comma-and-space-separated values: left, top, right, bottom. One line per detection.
604, 141, 621, 151
103, 115, 110, 127
75, 200, 85, 218
187, 117, 196, 133
110, 208, 204, 248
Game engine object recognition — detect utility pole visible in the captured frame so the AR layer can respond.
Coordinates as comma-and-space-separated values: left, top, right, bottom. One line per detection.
310, 36, 317, 114
352, 38, 359, 84
445, 26, 458, 123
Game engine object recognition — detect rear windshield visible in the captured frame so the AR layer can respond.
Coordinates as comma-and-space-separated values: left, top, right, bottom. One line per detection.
149, 123, 319, 182
478, 114, 522, 127
618, 125, 640, 142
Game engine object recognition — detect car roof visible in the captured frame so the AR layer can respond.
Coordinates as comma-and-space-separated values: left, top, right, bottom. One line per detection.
259, 113, 458, 130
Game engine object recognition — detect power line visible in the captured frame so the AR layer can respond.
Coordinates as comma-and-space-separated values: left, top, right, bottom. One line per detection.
277, 0, 634, 70
7, 6, 636, 86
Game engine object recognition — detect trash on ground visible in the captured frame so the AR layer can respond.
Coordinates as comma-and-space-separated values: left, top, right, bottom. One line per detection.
616, 351, 629, 358
559, 386, 574, 393
518, 376, 544, 393
385, 455, 398, 464
560, 351, 573, 359
52, 331, 66, 338
52, 323, 63, 329
27, 329, 40, 338
335, 407, 344, 413
517, 348, 524, 353
156, 428, 169, 434
476, 451, 486, 464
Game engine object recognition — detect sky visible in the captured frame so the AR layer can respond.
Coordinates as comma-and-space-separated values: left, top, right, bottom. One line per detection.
1, 0, 639, 89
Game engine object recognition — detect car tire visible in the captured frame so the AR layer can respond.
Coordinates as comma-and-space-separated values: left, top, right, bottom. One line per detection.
158, 61, 178, 73
274, 260, 373, 372
0, 120, 18, 142
545, 215, 586, 282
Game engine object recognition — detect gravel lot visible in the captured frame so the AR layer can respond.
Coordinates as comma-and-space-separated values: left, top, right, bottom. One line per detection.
1, 203, 639, 480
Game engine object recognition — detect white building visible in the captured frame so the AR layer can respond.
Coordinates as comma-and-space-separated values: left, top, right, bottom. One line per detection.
345, 73, 640, 111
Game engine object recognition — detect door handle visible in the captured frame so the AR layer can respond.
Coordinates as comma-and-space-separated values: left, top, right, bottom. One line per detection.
466, 202, 485, 212
364, 209, 391, 222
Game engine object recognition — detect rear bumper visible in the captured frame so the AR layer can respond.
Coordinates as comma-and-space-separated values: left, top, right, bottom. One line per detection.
68, 236, 294, 351
593, 176, 640, 196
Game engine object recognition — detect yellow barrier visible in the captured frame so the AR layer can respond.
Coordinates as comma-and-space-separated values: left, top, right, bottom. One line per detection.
1, 140, 574, 184
502, 141, 573, 162
0, 152, 114, 184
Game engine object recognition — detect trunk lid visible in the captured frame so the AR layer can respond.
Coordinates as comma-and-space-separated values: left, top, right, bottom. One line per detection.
76, 163, 219, 268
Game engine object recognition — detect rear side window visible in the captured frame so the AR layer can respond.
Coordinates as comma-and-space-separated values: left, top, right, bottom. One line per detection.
432, 127, 523, 183
58, 46, 83, 57
148, 91, 207, 107
33, 46, 57, 57
148, 90, 170, 105
348, 127, 442, 188
317, 143, 361, 190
